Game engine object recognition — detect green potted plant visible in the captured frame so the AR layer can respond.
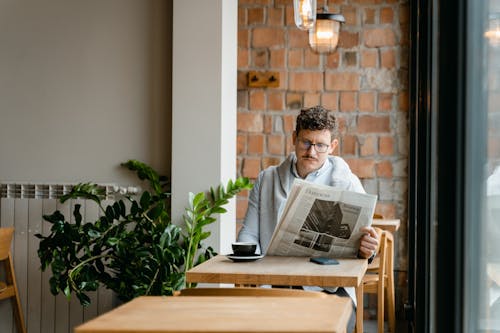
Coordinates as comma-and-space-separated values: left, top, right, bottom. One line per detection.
36, 160, 252, 306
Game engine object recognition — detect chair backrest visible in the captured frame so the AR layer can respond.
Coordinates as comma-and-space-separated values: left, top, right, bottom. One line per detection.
373, 227, 388, 277
176, 287, 328, 298
0, 227, 14, 261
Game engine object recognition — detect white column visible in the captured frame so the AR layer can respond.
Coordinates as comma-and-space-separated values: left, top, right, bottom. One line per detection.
171, 0, 237, 254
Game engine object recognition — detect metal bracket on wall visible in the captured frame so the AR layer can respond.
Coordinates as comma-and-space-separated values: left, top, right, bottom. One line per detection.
247, 71, 280, 88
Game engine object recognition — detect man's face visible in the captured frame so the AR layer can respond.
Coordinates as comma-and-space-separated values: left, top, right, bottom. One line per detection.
292, 129, 338, 178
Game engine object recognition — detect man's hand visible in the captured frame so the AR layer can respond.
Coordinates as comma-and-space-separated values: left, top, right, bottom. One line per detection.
358, 226, 379, 259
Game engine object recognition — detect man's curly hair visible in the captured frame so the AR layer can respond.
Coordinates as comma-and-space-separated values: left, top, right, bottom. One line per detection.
295, 105, 338, 140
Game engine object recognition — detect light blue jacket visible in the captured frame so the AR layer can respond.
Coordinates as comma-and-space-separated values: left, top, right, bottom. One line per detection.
238, 153, 365, 254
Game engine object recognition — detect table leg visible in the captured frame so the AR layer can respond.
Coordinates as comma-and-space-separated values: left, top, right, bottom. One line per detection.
355, 283, 363, 333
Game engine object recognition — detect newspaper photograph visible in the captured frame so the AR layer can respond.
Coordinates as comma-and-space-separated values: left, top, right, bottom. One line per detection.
266, 179, 377, 258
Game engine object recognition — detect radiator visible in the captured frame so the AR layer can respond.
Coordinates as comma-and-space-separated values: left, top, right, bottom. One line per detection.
0, 183, 132, 333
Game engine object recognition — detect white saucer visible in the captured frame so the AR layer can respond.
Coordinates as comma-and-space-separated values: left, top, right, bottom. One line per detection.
226, 254, 264, 262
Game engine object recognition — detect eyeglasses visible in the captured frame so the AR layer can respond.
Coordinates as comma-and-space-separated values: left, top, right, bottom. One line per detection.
297, 138, 330, 153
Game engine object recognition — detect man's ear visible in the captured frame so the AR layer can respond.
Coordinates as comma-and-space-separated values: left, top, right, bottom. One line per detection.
292, 131, 297, 145
329, 138, 339, 154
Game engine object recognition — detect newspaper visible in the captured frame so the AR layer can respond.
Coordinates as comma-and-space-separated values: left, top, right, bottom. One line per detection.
266, 179, 377, 258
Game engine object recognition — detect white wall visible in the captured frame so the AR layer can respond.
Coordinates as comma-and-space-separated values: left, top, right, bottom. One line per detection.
172, 0, 238, 253
0, 0, 171, 185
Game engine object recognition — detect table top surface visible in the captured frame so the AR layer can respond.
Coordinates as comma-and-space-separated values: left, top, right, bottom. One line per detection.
186, 255, 367, 287
74, 295, 352, 333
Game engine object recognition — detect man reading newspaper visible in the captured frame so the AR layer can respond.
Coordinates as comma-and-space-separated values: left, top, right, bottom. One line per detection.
237, 105, 379, 333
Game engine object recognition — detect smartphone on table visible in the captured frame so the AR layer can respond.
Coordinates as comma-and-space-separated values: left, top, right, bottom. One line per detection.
309, 257, 339, 265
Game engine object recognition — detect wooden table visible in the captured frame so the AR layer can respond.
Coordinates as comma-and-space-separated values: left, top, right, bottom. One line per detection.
74, 295, 353, 333
372, 218, 401, 233
186, 255, 367, 333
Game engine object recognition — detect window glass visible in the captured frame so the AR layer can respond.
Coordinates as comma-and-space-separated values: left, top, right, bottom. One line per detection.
481, 0, 500, 329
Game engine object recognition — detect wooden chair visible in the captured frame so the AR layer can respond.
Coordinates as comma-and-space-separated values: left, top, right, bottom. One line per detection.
363, 227, 396, 333
176, 286, 328, 298
0, 227, 26, 333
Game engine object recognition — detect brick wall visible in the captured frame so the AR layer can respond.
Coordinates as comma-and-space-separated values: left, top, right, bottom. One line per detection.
236, 0, 409, 318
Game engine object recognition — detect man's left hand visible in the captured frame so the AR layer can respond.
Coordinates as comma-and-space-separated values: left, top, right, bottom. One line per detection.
358, 226, 379, 259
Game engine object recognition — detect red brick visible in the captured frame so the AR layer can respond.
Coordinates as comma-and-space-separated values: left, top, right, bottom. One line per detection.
264, 115, 273, 134
252, 27, 285, 47
304, 49, 321, 68
339, 31, 359, 49
364, 28, 397, 47
242, 158, 261, 178
361, 50, 378, 68
326, 51, 340, 69
238, 49, 249, 68
360, 136, 376, 156
286, 93, 302, 109
379, 136, 394, 155
343, 51, 358, 67
238, 7, 246, 26
238, 113, 264, 132
237, 71, 247, 90
363, 8, 376, 24
288, 49, 303, 68
237, 91, 248, 108
248, 8, 264, 25
336, 116, 347, 135
341, 6, 358, 26
236, 198, 249, 220
239, 29, 249, 48
351, 0, 383, 3
342, 135, 357, 155
285, 136, 294, 155
304, 93, 321, 107
400, 4, 410, 24
237, 158, 242, 176
284, 5, 295, 27
325, 72, 360, 91
288, 29, 309, 48
268, 7, 284, 26
381, 49, 396, 68
345, 158, 376, 178
380, 7, 394, 24
248, 134, 264, 154
275, 0, 291, 6
359, 92, 375, 112
270, 48, 286, 68
321, 92, 339, 111
400, 24, 409, 46
376, 160, 393, 177
237, 134, 247, 154
252, 49, 269, 67
374, 202, 396, 219
340, 92, 357, 112
249, 90, 266, 110
283, 114, 296, 133
358, 115, 390, 133
398, 91, 409, 112
378, 93, 393, 112
268, 91, 284, 110
239, 0, 271, 5
289, 72, 324, 91
268, 134, 285, 154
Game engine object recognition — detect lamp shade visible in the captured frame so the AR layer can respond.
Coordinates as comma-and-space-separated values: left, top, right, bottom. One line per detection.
293, 0, 316, 30
308, 13, 345, 54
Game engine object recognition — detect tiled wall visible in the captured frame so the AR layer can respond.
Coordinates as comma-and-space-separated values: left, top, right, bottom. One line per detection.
236, 0, 409, 318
